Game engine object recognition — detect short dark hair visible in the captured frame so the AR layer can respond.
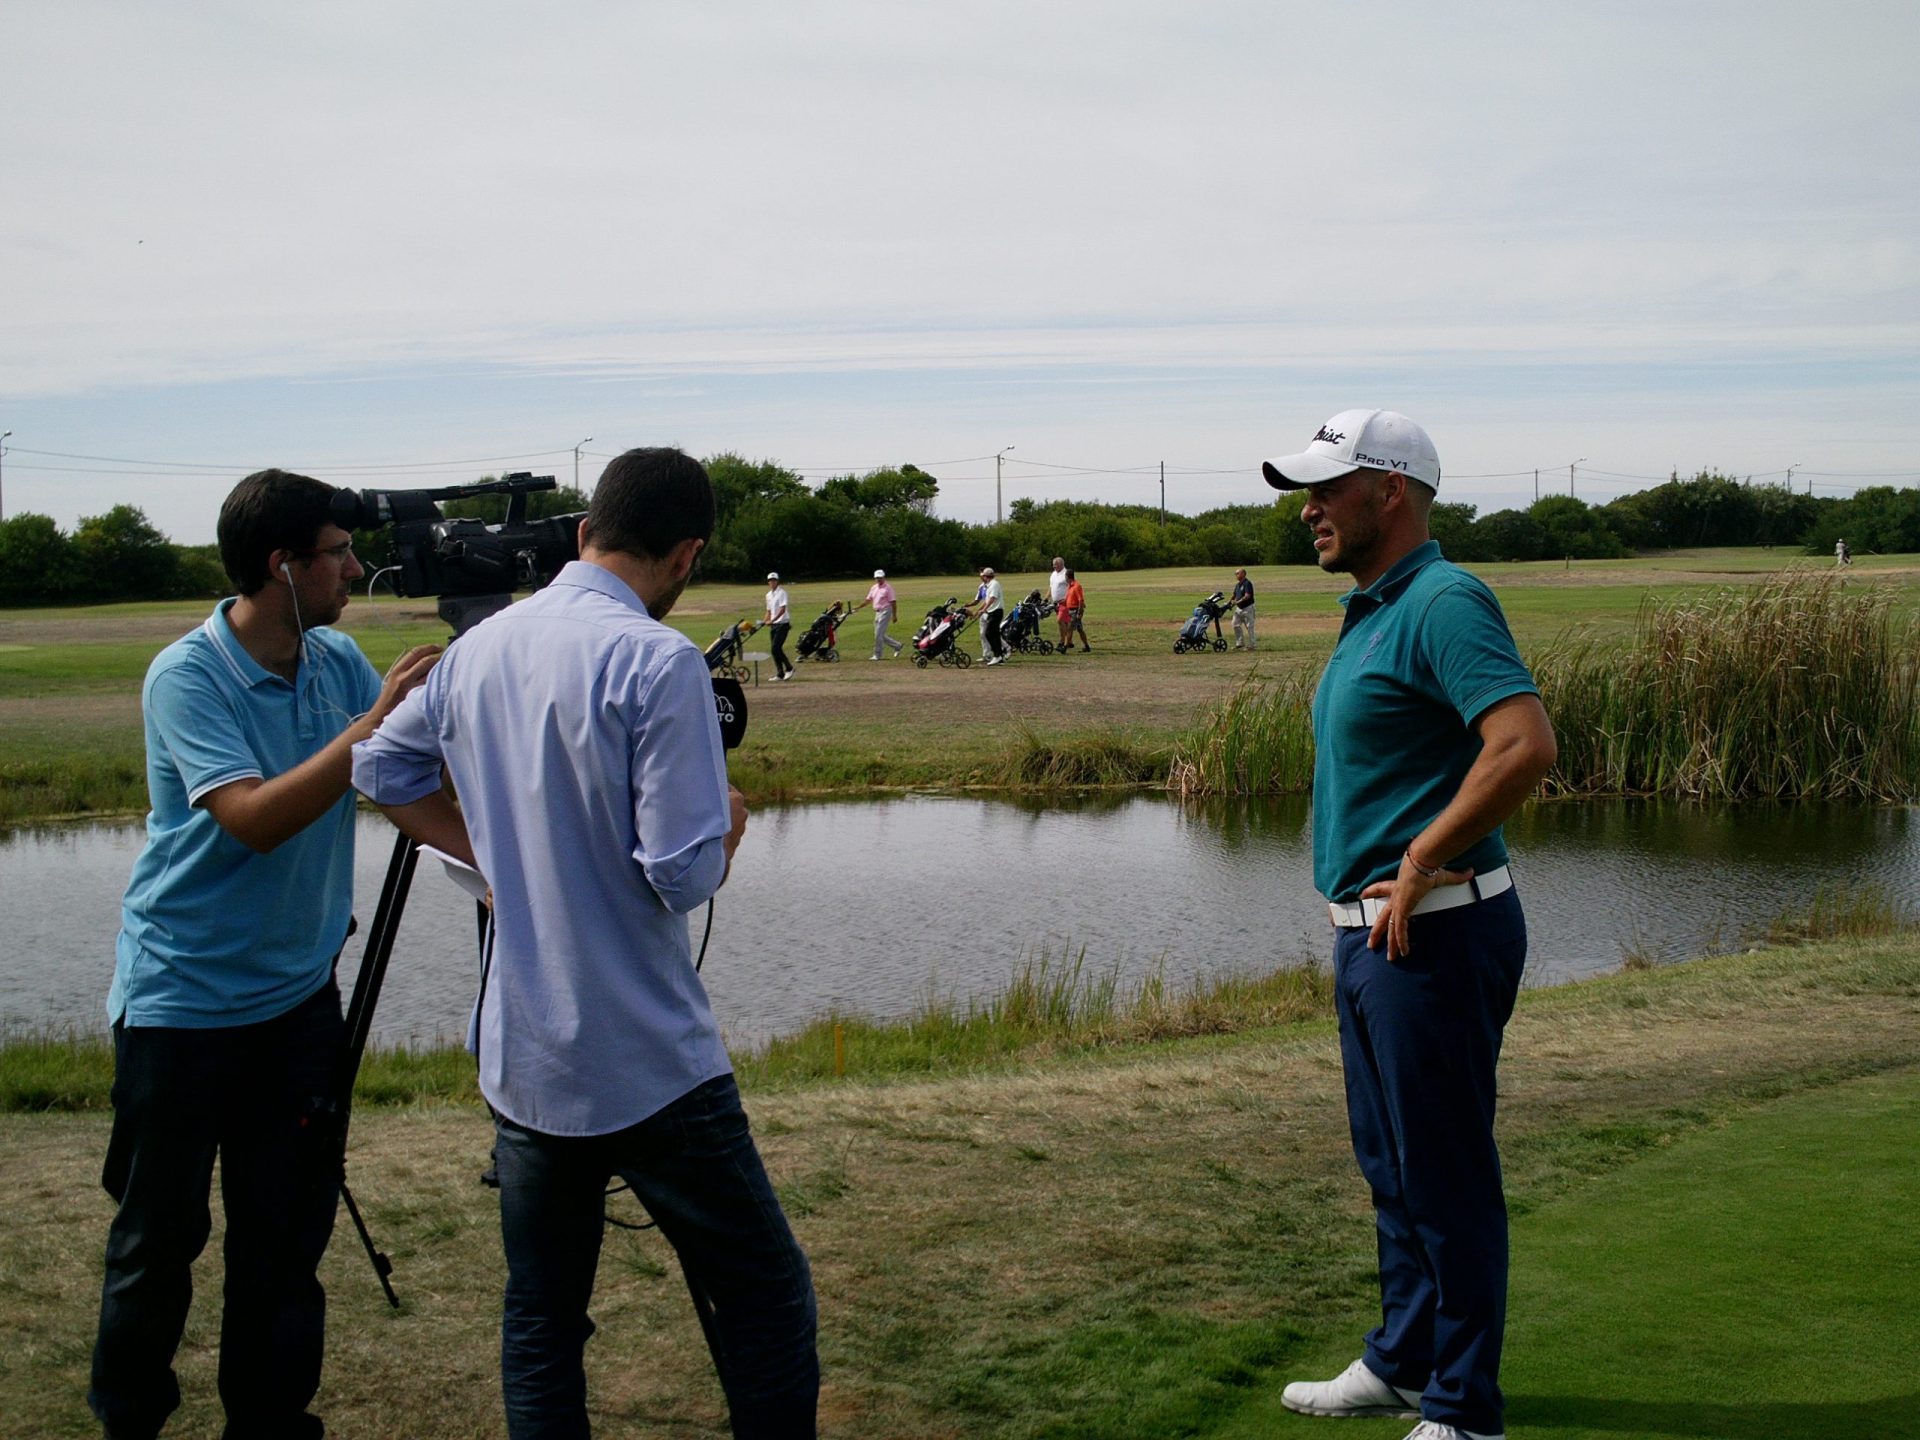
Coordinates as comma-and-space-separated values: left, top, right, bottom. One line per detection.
581, 447, 715, 559
218, 469, 337, 595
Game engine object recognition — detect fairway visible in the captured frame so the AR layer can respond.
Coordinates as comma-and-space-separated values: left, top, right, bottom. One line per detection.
4, 550, 1915, 823
1213, 1066, 1920, 1440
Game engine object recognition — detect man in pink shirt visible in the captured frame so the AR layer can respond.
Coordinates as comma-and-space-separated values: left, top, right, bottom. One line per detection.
856, 569, 903, 658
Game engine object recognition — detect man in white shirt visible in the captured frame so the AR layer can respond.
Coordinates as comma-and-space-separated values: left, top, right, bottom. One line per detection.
1048, 557, 1069, 605
765, 572, 794, 680
973, 567, 1008, 664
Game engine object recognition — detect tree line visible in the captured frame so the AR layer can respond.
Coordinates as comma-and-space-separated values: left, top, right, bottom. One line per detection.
2, 460, 1915, 606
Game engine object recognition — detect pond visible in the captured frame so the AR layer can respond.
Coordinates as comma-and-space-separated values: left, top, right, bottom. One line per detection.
3, 795, 1914, 1049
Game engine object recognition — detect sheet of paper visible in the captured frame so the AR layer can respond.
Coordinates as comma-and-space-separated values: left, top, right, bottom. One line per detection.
420, 844, 489, 902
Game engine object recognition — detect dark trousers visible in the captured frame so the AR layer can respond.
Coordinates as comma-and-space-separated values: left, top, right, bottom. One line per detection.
768, 622, 792, 677
494, 1074, 819, 1439
89, 981, 345, 1440
1331, 889, 1526, 1438
982, 608, 1005, 658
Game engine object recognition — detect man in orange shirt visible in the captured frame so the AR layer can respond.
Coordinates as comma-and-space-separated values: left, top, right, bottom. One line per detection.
1060, 570, 1091, 653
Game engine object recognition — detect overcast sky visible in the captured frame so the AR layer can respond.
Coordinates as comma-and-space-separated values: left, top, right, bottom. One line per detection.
3, 0, 1916, 542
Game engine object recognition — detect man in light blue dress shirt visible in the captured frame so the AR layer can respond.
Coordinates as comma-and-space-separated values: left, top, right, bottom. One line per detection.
353, 447, 818, 1439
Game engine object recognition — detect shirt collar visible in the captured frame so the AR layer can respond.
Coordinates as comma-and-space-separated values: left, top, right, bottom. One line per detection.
551, 560, 653, 618
203, 596, 288, 690
1338, 539, 1442, 612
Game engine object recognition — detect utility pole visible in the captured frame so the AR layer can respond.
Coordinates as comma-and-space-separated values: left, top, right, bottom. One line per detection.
1159, 461, 1165, 526
0, 431, 10, 521
1569, 457, 1586, 498
996, 445, 1014, 524
574, 436, 593, 495
1786, 462, 1804, 494
1533, 469, 1538, 503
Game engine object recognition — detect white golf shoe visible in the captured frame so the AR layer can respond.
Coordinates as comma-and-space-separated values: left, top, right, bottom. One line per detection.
1399, 1422, 1504, 1440
1280, 1358, 1421, 1419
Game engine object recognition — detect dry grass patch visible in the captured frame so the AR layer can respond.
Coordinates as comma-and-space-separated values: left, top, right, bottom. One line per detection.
4, 938, 1916, 1437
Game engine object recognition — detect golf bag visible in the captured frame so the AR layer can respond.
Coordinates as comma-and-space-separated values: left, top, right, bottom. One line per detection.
1001, 589, 1056, 654
911, 598, 973, 668
1173, 593, 1229, 653
705, 618, 759, 679
796, 601, 849, 663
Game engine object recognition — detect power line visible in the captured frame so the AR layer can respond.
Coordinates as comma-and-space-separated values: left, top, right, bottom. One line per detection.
8, 443, 1918, 500
7, 446, 573, 475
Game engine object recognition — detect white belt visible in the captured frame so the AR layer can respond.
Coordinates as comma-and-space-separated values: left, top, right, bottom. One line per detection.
1327, 865, 1513, 928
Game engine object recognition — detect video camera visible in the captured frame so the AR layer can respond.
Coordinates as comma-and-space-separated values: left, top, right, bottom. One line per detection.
329, 472, 580, 633
329, 470, 745, 749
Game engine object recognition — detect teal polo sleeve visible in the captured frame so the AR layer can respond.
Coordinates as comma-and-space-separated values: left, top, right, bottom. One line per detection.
1418, 581, 1538, 726
147, 660, 264, 806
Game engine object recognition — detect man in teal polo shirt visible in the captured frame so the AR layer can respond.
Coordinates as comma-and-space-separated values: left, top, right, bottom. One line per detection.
90, 469, 440, 1440
1262, 411, 1556, 1440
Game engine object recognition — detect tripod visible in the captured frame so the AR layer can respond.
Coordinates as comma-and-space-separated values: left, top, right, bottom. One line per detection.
335, 592, 512, 1308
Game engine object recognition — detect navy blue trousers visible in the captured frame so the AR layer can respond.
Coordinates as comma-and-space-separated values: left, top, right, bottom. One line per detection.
493, 1074, 819, 1439
1332, 888, 1526, 1437
89, 981, 344, 1440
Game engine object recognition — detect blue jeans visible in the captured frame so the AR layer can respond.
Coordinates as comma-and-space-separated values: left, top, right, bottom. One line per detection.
88, 980, 344, 1440
1332, 888, 1527, 1438
494, 1074, 819, 1439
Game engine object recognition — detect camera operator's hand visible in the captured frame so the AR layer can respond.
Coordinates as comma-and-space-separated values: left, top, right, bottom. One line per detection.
368, 644, 443, 727
208, 642, 442, 856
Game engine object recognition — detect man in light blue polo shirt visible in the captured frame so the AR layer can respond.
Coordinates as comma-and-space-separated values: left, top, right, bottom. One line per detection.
91, 469, 440, 1440
1261, 412, 1557, 1440
353, 446, 818, 1438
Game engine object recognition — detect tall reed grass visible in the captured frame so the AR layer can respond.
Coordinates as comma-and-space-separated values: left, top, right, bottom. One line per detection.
1170, 574, 1920, 802
1535, 574, 1920, 801
991, 729, 1168, 789
0, 757, 148, 825
738, 946, 1335, 1088
1167, 668, 1317, 796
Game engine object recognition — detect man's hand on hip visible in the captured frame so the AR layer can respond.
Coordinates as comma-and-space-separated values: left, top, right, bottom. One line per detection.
1360, 854, 1474, 962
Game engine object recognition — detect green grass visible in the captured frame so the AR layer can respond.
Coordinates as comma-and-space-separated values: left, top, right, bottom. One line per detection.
740, 953, 1336, 1090
1212, 1066, 1920, 1440
4, 935, 1918, 1437
4, 553, 1917, 822
0, 1025, 488, 1112
1, 953, 1336, 1112
0, 753, 149, 824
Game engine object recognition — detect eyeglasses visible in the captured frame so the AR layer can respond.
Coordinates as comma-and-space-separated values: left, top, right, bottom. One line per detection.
297, 540, 356, 562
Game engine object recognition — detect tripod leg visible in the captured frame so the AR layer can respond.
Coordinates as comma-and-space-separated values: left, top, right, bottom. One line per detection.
335, 829, 421, 1304
339, 1178, 400, 1308
341, 832, 422, 1095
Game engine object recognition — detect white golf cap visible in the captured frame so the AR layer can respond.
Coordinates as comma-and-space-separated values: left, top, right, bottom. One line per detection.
766, 571, 780, 581
874, 569, 886, 579
1262, 409, 1440, 492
